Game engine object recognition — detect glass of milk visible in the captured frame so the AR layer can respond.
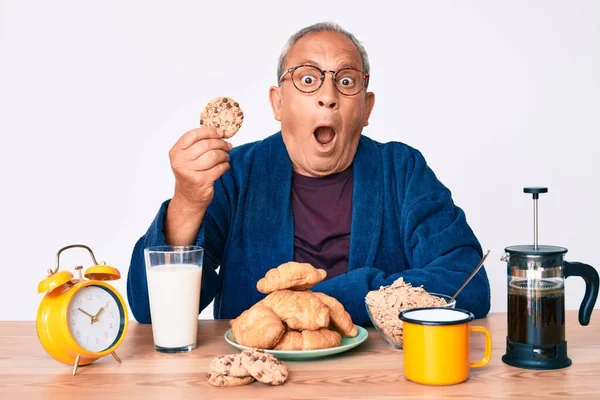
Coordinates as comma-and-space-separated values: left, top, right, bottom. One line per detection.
144, 245, 203, 353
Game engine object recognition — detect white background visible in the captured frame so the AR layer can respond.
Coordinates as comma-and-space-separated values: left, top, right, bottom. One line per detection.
1, 0, 598, 321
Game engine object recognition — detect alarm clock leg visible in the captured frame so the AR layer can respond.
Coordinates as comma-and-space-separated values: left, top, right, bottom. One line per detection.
111, 351, 122, 364
72, 353, 81, 376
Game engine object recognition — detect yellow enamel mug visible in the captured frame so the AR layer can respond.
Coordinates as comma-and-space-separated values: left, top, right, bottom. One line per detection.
399, 307, 492, 385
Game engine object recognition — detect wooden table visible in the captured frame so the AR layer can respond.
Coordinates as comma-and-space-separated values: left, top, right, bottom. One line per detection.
1, 311, 599, 399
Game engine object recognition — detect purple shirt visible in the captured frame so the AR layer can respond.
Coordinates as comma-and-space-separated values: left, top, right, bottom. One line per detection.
292, 165, 353, 280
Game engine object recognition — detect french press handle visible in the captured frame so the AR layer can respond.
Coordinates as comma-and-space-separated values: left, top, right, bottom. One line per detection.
564, 261, 599, 326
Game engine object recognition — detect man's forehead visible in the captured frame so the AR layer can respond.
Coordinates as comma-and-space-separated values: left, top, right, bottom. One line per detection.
286, 31, 362, 69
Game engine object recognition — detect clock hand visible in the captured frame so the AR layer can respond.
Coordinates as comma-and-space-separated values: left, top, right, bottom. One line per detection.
78, 308, 95, 324
92, 301, 110, 324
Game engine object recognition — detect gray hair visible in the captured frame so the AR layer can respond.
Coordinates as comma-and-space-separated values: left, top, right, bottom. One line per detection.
277, 22, 370, 84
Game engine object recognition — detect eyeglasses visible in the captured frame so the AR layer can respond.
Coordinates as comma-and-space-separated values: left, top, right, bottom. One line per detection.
279, 65, 370, 96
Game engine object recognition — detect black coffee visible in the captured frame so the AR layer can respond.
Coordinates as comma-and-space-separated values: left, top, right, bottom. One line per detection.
507, 280, 565, 347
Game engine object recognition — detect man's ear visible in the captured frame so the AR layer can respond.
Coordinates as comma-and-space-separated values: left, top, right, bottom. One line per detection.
363, 91, 375, 127
269, 86, 282, 121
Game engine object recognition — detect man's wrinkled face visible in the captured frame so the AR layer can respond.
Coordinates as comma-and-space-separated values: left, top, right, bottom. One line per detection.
269, 31, 375, 177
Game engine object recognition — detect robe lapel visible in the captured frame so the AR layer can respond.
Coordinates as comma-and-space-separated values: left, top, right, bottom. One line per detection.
348, 136, 384, 271
243, 132, 294, 278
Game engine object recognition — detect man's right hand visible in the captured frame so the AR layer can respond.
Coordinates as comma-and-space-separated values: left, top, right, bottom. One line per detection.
165, 127, 233, 245
170, 127, 233, 210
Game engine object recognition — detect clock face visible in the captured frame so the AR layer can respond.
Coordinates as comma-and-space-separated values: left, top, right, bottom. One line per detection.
67, 285, 125, 352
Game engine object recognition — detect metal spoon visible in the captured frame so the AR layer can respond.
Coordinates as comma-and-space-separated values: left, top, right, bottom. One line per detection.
450, 249, 491, 303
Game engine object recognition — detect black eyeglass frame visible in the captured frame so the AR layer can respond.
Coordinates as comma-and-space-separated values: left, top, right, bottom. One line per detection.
279, 64, 370, 96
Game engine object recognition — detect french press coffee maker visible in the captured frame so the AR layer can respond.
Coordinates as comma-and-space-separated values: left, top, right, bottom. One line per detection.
501, 187, 599, 369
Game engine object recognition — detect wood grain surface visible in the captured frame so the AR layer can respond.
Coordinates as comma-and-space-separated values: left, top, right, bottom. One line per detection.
1, 311, 598, 399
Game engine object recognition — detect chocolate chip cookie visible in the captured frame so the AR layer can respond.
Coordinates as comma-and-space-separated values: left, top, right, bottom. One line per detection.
240, 349, 288, 386
206, 372, 254, 387
209, 353, 248, 377
200, 96, 244, 138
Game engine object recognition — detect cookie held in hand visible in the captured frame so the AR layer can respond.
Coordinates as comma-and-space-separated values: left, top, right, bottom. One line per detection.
200, 96, 244, 138
257, 262, 327, 294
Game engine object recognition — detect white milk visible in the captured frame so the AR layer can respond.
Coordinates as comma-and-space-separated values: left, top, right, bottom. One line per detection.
147, 264, 202, 348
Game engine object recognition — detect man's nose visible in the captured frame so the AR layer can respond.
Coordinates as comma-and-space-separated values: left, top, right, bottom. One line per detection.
317, 74, 338, 109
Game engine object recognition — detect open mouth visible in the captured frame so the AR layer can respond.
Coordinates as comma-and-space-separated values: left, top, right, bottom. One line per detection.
313, 126, 336, 146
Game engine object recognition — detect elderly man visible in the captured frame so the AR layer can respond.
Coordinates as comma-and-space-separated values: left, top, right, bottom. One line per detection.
127, 22, 491, 325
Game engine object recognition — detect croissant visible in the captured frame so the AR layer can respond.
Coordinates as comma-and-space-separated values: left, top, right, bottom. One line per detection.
273, 329, 303, 350
274, 328, 342, 350
314, 292, 358, 338
302, 328, 342, 350
260, 290, 330, 331
257, 262, 327, 294
230, 303, 285, 349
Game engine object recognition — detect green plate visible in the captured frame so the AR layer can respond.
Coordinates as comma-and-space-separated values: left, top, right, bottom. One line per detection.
224, 326, 368, 360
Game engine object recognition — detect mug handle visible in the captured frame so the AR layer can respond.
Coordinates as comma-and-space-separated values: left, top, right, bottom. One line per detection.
469, 326, 492, 368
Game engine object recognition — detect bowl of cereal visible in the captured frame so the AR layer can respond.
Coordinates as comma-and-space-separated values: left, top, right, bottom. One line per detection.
365, 278, 456, 349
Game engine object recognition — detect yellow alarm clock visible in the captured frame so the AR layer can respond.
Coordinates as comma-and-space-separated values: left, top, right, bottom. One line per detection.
37, 244, 129, 375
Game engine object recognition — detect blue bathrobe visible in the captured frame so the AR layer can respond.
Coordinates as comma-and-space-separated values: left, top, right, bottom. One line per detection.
127, 132, 491, 325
